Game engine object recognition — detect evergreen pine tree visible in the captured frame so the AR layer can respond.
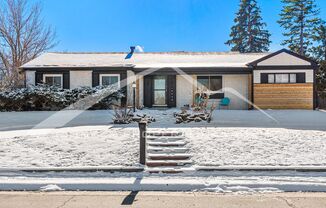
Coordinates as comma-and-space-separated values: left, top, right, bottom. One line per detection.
311, 23, 326, 94
225, 0, 271, 53
278, 0, 321, 56
311, 23, 326, 62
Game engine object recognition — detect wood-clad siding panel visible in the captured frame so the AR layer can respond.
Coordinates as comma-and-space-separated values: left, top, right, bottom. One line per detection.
254, 83, 313, 109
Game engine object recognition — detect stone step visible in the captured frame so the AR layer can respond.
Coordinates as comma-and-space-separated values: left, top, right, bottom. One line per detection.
147, 147, 189, 154
146, 159, 192, 167
147, 137, 184, 142
148, 153, 191, 160
147, 132, 183, 137
146, 166, 196, 174
147, 141, 186, 147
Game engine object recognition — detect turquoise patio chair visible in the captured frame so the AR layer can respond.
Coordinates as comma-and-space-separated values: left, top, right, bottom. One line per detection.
219, 97, 230, 109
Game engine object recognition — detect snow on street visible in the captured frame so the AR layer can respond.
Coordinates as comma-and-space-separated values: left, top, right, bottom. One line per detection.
2, 170, 326, 192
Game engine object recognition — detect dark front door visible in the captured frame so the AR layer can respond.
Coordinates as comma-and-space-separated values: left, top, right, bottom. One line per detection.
143, 75, 176, 108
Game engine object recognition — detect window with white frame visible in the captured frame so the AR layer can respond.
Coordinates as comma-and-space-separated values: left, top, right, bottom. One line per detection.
43, 74, 63, 88
100, 74, 120, 88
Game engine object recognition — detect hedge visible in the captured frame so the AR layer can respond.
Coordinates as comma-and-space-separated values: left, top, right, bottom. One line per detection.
0, 84, 124, 111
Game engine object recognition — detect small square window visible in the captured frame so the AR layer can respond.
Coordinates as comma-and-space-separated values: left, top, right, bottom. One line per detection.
268, 74, 275, 83
275, 74, 289, 83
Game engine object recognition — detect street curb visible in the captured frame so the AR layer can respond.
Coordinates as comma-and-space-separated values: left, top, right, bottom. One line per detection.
1, 177, 326, 192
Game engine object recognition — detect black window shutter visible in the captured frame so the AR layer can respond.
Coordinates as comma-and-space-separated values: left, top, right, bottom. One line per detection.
143, 75, 153, 107
261, 73, 268, 83
92, 71, 100, 87
167, 75, 176, 107
63, 72, 70, 89
296, 73, 306, 83
35, 72, 43, 85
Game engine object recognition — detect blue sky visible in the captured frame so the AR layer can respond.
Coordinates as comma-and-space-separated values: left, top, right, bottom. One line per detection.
38, 0, 326, 52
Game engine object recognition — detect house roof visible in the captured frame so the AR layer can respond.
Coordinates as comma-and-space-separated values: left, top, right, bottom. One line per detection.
248, 48, 318, 66
21, 51, 270, 69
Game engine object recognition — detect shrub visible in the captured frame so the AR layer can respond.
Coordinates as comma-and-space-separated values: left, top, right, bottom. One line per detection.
0, 84, 124, 111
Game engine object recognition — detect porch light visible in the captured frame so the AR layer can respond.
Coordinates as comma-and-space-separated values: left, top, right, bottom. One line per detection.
132, 82, 136, 112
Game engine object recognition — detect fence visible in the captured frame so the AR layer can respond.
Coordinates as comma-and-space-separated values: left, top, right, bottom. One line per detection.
317, 91, 326, 109
318, 96, 326, 109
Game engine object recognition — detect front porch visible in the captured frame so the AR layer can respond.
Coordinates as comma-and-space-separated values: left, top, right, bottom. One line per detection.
126, 72, 252, 110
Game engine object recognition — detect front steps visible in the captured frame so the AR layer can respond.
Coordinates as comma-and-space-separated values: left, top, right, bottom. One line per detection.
145, 131, 194, 173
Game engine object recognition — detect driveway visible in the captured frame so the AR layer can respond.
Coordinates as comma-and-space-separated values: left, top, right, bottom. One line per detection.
0, 109, 325, 131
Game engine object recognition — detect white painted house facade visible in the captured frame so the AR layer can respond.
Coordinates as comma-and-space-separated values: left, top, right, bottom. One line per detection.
21, 49, 317, 110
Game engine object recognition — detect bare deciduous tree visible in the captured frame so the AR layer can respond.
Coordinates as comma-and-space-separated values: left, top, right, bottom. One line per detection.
0, 0, 56, 89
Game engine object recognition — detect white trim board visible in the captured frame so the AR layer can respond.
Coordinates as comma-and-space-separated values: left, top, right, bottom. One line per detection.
43, 74, 63, 88
99, 74, 120, 88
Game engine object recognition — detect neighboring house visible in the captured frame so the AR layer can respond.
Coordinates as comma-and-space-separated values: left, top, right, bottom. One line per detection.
20, 49, 318, 110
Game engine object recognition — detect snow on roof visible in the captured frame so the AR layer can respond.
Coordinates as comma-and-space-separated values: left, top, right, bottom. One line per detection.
21, 51, 270, 69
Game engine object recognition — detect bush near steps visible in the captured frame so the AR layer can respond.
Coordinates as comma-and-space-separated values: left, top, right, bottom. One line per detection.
0, 85, 125, 111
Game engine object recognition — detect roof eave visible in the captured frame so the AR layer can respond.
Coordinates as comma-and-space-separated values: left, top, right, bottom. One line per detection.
247, 48, 318, 67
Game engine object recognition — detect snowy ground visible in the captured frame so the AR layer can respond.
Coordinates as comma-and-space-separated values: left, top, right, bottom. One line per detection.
2, 170, 326, 192
0, 126, 139, 168
0, 109, 325, 168
182, 127, 326, 166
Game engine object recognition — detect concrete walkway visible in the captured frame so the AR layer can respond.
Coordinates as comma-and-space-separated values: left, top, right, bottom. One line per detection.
1, 110, 326, 131
0, 192, 326, 208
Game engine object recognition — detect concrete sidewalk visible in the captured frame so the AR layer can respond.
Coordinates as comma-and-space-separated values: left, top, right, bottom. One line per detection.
0, 192, 326, 208
1, 110, 326, 131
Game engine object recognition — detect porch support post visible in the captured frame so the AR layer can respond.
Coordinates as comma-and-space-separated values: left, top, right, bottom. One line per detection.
139, 121, 147, 165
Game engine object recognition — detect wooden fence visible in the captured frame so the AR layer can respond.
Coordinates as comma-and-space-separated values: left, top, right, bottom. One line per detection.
318, 96, 326, 109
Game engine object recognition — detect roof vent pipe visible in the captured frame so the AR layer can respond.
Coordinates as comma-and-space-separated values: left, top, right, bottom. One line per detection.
125, 46, 136, 59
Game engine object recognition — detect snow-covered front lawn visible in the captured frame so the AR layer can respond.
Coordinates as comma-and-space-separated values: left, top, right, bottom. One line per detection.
0, 126, 139, 168
0, 126, 326, 168
182, 127, 326, 166
0, 109, 325, 168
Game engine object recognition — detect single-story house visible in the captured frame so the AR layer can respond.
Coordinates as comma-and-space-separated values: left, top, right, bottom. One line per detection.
20, 48, 318, 110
